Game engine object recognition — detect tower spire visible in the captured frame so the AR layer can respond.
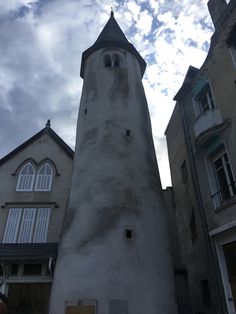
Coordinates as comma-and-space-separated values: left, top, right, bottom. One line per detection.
80, 10, 146, 78
110, 7, 114, 17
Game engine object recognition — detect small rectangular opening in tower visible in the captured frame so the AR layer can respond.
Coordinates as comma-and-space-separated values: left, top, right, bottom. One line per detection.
125, 229, 133, 238
126, 129, 131, 136
84, 109, 87, 114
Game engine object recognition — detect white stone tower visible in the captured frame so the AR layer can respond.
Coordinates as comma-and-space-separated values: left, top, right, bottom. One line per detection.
49, 11, 177, 314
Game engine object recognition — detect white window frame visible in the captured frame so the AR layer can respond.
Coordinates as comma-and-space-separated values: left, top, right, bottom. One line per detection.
206, 144, 236, 208
3, 208, 22, 243
33, 208, 51, 243
212, 152, 236, 203
35, 163, 53, 191
3, 207, 51, 244
193, 81, 216, 117
16, 162, 35, 192
18, 208, 36, 243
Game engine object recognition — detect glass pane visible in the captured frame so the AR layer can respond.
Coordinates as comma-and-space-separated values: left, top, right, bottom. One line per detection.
11, 264, 19, 275
45, 165, 52, 175
199, 93, 209, 111
223, 153, 229, 162
36, 164, 52, 191
214, 158, 223, 170
33, 208, 50, 243
196, 83, 215, 113
217, 168, 230, 201
18, 208, 36, 243
23, 264, 42, 275
3, 208, 22, 243
17, 163, 35, 191
27, 164, 34, 175
226, 163, 236, 195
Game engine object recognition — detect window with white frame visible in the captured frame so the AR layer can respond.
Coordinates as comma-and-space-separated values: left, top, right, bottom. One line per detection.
213, 152, 236, 203
3, 207, 51, 243
194, 82, 215, 115
16, 162, 54, 192
35, 163, 53, 191
16, 162, 35, 191
208, 146, 236, 206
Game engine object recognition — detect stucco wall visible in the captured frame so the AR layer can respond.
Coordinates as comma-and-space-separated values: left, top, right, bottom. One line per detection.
0, 132, 73, 243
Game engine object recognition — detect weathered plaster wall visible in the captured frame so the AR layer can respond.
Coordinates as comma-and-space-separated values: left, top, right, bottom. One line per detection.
50, 48, 177, 314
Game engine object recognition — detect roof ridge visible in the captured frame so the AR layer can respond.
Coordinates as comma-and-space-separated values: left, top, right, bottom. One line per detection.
0, 126, 74, 166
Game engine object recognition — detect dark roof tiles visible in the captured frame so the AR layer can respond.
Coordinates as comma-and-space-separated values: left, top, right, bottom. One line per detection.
80, 11, 146, 78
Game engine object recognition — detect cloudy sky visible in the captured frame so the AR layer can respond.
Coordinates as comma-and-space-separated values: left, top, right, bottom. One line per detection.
0, 0, 218, 187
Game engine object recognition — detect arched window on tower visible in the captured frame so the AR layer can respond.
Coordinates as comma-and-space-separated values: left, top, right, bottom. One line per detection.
35, 163, 53, 191
16, 162, 35, 191
113, 54, 120, 67
104, 55, 112, 67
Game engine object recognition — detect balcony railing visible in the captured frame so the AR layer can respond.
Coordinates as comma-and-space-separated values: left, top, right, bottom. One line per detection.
211, 181, 236, 205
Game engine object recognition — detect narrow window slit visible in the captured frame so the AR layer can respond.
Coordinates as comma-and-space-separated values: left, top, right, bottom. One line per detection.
126, 129, 131, 136
114, 59, 119, 67
104, 55, 112, 67
113, 54, 120, 67
84, 109, 87, 114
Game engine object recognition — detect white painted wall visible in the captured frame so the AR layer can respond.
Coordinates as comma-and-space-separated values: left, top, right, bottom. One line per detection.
50, 47, 177, 314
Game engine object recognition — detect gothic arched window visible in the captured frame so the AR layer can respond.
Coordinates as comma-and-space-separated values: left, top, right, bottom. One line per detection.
16, 162, 35, 191
35, 163, 53, 191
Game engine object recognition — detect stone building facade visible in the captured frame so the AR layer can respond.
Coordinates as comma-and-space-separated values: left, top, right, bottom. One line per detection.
165, 0, 236, 313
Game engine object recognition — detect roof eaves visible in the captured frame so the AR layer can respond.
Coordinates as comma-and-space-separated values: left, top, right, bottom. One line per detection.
173, 66, 199, 102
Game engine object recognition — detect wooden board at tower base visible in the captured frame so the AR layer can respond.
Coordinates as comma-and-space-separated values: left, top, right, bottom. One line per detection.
66, 305, 95, 314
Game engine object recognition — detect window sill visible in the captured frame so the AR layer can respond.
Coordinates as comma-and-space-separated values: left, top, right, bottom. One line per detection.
1, 202, 59, 209
215, 196, 236, 213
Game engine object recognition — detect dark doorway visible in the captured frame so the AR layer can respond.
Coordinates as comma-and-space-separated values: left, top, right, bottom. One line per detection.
8, 283, 51, 314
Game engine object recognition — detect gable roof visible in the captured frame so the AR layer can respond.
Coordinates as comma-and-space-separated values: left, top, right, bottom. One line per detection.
0, 124, 74, 166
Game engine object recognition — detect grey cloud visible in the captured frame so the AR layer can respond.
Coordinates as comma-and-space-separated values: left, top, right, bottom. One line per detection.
185, 38, 198, 48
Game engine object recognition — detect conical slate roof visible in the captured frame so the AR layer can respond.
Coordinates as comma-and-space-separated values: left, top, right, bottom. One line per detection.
95, 11, 129, 44
80, 11, 146, 78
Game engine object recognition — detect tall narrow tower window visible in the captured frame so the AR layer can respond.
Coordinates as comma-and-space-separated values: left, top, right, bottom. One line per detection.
113, 54, 120, 67
104, 55, 112, 67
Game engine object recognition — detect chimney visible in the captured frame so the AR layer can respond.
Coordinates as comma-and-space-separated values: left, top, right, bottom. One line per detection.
207, 0, 228, 28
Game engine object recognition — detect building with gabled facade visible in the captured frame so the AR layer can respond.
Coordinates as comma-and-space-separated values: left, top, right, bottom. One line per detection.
0, 120, 73, 313
165, 0, 236, 313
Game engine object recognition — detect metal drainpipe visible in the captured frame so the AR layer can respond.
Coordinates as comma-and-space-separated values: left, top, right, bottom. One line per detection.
180, 101, 225, 314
